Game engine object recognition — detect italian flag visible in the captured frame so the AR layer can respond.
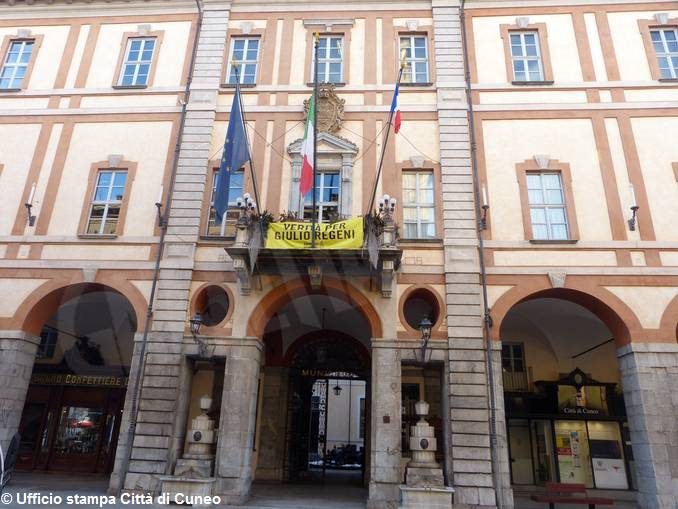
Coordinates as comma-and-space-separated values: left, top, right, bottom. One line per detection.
299, 94, 315, 196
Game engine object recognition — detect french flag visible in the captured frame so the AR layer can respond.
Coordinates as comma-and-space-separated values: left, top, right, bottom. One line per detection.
390, 82, 401, 134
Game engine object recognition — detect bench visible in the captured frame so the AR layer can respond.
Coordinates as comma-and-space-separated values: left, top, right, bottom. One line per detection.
531, 482, 614, 509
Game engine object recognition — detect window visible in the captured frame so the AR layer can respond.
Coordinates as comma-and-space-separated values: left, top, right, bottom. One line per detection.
118, 37, 156, 86
86, 170, 128, 234
650, 28, 678, 79
206, 169, 244, 236
400, 35, 429, 84
402, 170, 435, 239
502, 343, 525, 373
226, 37, 260, 85
314, 36, 343, 83
509, 31, 544, 82
0, 40, 34, 89
303, 171, 340, 222
527, 172, 569, 240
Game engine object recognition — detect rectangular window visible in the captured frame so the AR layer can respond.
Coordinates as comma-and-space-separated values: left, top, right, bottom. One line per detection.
86, 170, 128, 234
650, 28, 678, 79
303, 171, 340, 222
314, 36, 343, 84
206, 169, 244, 237
510, 31, 544, 82
227, 37, 260, 85
0, 40, 34, 89
400, 35, 429, 84
402, 170, 435, 239
119, 37, 156, 86
527, 172, 569, 240
502, 343, 525, 373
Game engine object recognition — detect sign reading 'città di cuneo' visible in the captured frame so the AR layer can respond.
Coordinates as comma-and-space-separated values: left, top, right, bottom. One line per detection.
265, 217, 363, 249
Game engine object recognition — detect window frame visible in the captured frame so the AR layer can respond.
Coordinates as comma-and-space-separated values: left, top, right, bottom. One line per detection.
303, 169, 341, 223
203, 166, 246, 238
401, 169, 437, 240
398, 34, 431, 85
501, 343, 526, 373
304, 30, 351, 86
0, 35, 43, 91
78, 160, 136, 237
113, 31, 164, 88
516, 159, 579, 242
395, 161, 442, 243
639, 18, 678, 81
225, 36, 261, 86
500, 23, 554, 84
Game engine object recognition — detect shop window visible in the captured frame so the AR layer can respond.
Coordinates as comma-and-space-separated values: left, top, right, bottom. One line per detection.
206, 168, 244, 237
399, 35, 429, 84
226, 37, 260, 85
402, 288, 440, 331
193, 285, 230, 326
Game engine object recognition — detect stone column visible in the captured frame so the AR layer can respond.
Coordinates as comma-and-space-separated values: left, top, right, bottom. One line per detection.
0, 331, 39, 451
617, 342, 678, 509
255, 366, 289, 481
214, 342, 262, 504
367, 345, 401, 509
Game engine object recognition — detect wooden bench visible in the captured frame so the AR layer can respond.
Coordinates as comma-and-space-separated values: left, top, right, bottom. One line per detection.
531, 482, 614, 509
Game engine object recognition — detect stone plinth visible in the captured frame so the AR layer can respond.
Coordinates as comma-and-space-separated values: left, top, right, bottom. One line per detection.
158, 476, 216, 507
399, 486, 454, 509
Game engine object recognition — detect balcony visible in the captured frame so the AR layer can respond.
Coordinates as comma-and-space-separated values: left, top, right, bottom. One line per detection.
502, 369, 531, 392
224, 209, 402, 297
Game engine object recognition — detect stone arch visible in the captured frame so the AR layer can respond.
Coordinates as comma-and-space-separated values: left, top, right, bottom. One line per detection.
658, 293, 678, 342
16, 278, 146, 336
283, 330, 371, 374
490, 277, 638, 346
247, 277, 382, 339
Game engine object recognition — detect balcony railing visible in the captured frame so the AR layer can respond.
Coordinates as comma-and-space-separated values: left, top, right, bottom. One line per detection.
224, 211, 402, 297
502, 370, 530, 392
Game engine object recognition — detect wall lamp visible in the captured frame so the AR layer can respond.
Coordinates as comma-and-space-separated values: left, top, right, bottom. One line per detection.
155, 184, 166, 227
25, 183, 37, 227
628, 184, 639, 231
333, 383, 342, 396
480, 184, 489, 230
189, 313, 212, 358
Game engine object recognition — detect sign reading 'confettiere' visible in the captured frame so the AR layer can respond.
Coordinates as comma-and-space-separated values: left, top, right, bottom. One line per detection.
31, 373, 128, 387
265, 217, 363, 249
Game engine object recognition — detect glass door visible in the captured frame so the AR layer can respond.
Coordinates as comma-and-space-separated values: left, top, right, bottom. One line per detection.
554, 420, 593, 487
530, 420, 556, 485
508, 419, 534, 485
49, 405, 105, 472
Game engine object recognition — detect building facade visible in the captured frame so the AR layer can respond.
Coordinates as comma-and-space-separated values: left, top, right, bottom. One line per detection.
0, 1, 675, 509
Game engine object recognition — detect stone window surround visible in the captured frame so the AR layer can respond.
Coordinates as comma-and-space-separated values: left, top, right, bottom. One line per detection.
0, 33, 44, 91
112, 29, 164, 88
396, 29, 436, 86
395, 160, 442, 242
287, 132, 358, 219
515, 158, 580, 242
499, 22, 554, 84
78, 158, 137, 237
221, 28, 266, 87
303, 20, 354, 86
638, 16, 678, 81
200, 161, 248, 239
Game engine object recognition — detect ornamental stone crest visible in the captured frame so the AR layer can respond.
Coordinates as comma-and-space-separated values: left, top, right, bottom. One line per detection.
303, 83, 345, 133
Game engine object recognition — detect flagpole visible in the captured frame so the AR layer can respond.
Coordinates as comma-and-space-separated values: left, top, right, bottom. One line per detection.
367, 56, 405, 216
311, 32, 319, 248
233, 62, 262, 216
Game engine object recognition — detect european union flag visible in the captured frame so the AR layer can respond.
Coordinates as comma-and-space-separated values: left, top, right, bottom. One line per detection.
214, 87, 250, 224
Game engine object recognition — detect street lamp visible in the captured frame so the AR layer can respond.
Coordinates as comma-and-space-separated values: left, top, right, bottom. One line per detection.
333, 383, 342, 396
189, 313, 203, 337
419, 317, 432, 363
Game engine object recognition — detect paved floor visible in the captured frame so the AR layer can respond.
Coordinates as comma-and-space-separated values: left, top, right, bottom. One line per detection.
1, 473, 639, 508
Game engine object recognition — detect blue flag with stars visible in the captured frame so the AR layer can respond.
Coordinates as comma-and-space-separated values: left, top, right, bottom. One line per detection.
214, 87, 250, 224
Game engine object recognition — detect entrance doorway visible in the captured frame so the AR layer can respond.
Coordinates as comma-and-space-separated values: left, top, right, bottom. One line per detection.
16, 284, 136, 475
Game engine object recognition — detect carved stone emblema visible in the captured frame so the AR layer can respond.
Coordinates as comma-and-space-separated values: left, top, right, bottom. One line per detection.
303, 83, 345, 133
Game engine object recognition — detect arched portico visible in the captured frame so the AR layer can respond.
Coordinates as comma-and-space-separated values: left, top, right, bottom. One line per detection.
494, 283, 678, 508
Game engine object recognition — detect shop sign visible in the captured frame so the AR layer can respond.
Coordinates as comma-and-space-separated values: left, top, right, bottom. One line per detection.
31, 373, 128, 387
563, 407, 601, 415
300, 369, 357, 378
265, 218, 363, 249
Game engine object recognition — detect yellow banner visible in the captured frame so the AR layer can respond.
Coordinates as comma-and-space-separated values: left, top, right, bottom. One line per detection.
266, 218, 363, 249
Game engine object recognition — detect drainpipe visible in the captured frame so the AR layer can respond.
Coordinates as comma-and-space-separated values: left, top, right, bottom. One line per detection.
115, 0, 204, 493
460, 1, 505, 507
